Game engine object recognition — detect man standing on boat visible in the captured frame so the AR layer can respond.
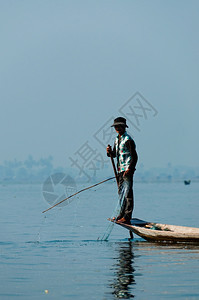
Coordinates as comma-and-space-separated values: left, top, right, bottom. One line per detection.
107, 117, 138, 224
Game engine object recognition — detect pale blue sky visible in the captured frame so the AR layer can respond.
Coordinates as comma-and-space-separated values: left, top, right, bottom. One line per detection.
0, 0, 199, 170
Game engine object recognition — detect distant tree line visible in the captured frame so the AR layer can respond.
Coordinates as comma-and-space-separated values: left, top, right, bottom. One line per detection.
0, 156, 199, 183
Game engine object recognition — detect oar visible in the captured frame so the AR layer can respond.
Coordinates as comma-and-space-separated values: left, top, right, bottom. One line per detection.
98, 151, 120, 241
108, 145, 119, 188
42, 177, 115, 213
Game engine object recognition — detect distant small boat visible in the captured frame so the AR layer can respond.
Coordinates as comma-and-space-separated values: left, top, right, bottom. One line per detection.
184, 180, 191, 185
113, 218, 199, 243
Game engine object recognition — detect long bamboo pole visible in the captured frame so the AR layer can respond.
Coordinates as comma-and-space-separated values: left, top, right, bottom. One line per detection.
42, 176, 115, 213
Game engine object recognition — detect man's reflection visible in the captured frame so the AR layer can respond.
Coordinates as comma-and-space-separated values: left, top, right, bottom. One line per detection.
109, 242, 135, 299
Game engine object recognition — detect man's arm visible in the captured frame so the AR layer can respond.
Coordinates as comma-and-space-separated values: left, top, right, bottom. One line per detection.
125, 139, 138, 175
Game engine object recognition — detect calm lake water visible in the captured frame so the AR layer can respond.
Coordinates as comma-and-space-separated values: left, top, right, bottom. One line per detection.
1, 181, 199, 299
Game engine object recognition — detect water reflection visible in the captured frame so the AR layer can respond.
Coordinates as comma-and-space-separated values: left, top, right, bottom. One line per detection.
109, 242, 135, 299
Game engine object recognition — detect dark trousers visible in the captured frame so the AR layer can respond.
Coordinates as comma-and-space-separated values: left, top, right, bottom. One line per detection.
118, 172, 134, 222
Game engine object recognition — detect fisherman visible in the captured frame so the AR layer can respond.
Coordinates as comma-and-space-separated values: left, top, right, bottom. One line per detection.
107, 117, 138, 224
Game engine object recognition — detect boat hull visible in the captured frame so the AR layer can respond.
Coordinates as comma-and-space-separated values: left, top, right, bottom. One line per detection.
115, 219, 199, 243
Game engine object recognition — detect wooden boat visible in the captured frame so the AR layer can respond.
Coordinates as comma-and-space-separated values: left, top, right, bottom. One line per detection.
114, 218, 199, 243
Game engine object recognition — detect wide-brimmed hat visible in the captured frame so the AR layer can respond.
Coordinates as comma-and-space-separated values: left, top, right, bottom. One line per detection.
111, 117, 128, 128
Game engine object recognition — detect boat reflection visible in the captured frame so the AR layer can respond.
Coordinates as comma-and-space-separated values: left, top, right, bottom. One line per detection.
109, 242, 135, 299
